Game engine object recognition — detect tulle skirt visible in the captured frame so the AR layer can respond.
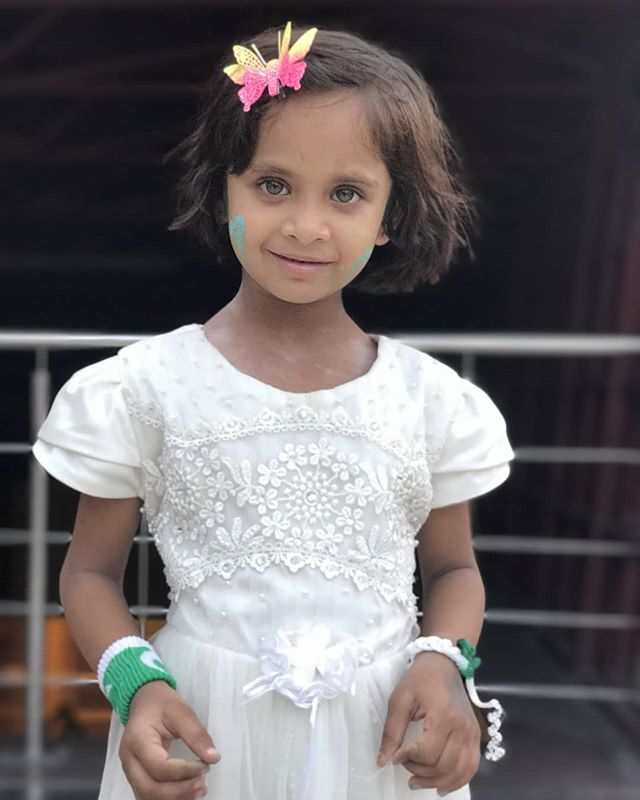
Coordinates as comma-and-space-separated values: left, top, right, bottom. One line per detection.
97, 623, 471, 800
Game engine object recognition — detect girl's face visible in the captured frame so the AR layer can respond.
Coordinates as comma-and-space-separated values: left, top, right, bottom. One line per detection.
225, 91, 392, 304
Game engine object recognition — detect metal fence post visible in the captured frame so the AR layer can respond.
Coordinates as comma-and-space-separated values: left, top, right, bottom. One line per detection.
25, 348, 51, 800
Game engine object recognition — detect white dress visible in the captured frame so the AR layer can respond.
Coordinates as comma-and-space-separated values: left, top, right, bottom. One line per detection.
32, 323, 515, 800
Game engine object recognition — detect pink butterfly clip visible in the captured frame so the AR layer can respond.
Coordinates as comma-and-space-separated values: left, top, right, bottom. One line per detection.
223, 21, 318, 112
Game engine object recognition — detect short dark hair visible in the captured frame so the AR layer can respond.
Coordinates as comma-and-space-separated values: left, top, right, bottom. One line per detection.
165, 23, 477, 295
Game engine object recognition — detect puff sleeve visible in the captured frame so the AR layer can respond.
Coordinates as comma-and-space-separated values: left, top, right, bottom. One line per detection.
430, 378, 515, 509
31, 355, 145, 499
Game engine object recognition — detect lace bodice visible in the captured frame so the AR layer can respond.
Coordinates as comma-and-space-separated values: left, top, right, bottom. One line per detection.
33, 323, 514, 613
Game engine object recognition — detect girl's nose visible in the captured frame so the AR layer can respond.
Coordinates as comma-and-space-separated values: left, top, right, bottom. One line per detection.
280, 202, 331, 244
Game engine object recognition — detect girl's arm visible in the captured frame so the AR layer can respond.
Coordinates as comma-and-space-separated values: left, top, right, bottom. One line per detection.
416, 500, 486, 663
377, 501, 486, 794
60, 494, 142, 669
60, 494, 219, 800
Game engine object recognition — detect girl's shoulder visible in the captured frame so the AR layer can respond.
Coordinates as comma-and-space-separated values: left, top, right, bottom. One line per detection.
385, 339, 515, 509
113, 322, 205, 427
119, 322, 200, 363
117, 322, 203, 387
388, 336, 470, 402
389, 337, 511, 447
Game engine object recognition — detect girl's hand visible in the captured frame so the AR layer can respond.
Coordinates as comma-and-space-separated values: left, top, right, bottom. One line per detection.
377, 653, 481, 795
119, 680, 221, 800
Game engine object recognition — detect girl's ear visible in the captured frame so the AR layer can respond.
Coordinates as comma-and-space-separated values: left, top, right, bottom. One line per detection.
214, 178, 229, 225
213, 198, 227, 225
376, 227, 390, 246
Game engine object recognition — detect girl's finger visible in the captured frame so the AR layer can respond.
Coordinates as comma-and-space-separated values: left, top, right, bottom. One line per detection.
127, 755, 207, 800
430, 730, 463, 780
429, 758, 474, 798
393, 721, 451, 769
164, 703, 220, 766
407, 730, 462, 786
441, 749, 482, 792
405, 725, 482, 790
397, 758, 439, 779
128, 727, 209, 783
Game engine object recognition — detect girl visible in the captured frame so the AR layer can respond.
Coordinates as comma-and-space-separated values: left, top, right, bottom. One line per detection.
32, 20, 514, 800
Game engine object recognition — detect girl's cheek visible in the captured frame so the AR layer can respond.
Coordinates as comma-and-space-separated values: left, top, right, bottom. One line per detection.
345, 245, 374, 278
228, 214, 246, 254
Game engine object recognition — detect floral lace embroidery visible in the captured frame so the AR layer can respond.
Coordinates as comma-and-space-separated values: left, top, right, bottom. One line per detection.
122, 386, 429, 465
123, 387, 435, 610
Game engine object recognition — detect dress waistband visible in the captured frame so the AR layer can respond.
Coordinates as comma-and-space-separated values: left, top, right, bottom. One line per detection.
239, 622, 399, 800
239, 623, 377, 715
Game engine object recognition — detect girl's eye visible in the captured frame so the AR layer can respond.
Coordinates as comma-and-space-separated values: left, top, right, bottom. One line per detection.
333, 186, 362, 205
257, 178, 289, 197
256, 179, 363, 205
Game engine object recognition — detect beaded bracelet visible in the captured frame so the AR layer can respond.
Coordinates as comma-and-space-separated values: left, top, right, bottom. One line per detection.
96, 635, 177, 725
406, 636, 506, 762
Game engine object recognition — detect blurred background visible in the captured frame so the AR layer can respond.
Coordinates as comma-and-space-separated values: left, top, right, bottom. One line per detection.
1, 0, 639, 798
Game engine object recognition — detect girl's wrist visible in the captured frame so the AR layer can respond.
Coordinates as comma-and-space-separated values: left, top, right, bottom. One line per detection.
411, 650, 461, 678
97, 636, 177, 724
129, 678, 177, 713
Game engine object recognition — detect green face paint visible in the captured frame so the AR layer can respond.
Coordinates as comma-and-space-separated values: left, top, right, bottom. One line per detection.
228, 215, 245, 254
346, 245, 374, 277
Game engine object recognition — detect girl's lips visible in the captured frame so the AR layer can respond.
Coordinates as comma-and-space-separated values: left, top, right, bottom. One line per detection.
269, 251, 332, 277
269, 250, 331, 264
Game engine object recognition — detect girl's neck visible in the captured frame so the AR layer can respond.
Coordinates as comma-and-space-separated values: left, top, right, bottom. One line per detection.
215, 274, 364, 348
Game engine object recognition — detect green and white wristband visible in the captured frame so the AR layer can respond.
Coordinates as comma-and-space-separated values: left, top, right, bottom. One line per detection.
96, 635, 177, 725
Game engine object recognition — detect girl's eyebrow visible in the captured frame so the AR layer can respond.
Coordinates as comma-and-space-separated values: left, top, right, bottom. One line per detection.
248, 162, 379, 189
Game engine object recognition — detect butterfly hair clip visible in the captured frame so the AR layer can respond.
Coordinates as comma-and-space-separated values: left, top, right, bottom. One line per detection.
223, 21, 318, 112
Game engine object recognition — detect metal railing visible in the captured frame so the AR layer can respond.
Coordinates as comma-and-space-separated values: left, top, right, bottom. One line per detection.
1, 329, 640, 799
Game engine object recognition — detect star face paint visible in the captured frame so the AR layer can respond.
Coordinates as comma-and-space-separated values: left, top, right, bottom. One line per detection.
228, 214, 245, 253
346, 245, 374, 278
